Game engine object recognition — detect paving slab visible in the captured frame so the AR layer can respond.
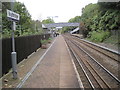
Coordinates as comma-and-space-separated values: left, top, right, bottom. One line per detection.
22, 35, 80, 88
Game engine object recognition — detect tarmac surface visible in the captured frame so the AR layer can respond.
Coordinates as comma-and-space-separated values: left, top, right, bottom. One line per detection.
21, 35, 80, 88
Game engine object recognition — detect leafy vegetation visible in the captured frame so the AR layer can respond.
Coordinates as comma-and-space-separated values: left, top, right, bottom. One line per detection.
63, 2, 120, 43
42, 18, 54, 24
2, 2, 43, 38
80, 2, 120, 39
41, 38, 52, 44
88, 30, 110, 42
104, 35, 119, 44
69, 16, 81, 23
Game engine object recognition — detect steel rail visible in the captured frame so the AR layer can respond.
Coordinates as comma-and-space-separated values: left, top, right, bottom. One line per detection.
76, 39, 119, 62
71, 40, 111, 89
68, 35, 120, 82
71, 39, 120, 83
65, 36, 111, 89
71, 35, 120, 62
65, 39, 95, 89
68, 41, 102, 88
71, 34, 120, 55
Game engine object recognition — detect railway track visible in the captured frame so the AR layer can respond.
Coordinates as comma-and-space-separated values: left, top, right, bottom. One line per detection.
63, 35, 120, 89
71, 34, 120, 63
67, 34, 120, 78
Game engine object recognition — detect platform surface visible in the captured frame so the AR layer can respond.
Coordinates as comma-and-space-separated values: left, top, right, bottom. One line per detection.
22, 35, 80, 88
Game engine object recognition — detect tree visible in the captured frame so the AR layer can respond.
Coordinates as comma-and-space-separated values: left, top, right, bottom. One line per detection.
42, 18, 54, 24
2, 2, 12, 38
79, 2, 120, 42
2, 2, 43, 38
79, 22, 88, 38
13, 2, 32, 35
68, 16, 81, 23
62, 16, 81, 33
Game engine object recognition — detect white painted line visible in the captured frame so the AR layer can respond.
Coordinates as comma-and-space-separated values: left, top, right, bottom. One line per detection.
16, 38, 57, 88
64, 37, 84, 89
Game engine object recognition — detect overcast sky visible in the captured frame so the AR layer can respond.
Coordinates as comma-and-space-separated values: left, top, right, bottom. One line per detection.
16, 0, 98, 22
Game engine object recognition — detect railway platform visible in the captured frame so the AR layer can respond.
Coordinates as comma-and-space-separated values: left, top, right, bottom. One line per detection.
18, 35, 80, 88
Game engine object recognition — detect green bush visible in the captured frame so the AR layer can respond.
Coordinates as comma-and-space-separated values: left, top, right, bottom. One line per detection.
41, 38, 52, 44
41, 40, 47, 44
88, 30, 110, 42
104, 35, 119, 44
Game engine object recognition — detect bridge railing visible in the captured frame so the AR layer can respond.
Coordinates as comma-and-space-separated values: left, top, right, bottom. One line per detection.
42, 22, 80, 28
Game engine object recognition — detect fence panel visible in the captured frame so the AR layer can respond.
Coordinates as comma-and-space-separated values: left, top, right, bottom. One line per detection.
2, 34, 50, 76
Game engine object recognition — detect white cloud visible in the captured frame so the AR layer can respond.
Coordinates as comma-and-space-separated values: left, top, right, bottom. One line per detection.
16, 0, 98, 22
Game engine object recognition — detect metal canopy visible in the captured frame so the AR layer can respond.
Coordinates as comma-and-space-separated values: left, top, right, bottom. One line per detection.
43, 22, 79, 28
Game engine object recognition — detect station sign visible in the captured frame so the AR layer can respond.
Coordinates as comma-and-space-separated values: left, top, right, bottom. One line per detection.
7, 9, 20, 21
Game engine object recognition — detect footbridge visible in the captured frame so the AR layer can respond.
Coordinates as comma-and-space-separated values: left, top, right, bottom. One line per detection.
42, 22, 79, 28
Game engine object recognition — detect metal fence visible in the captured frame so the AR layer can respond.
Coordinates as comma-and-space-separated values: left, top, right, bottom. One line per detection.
2, 34, 50, 76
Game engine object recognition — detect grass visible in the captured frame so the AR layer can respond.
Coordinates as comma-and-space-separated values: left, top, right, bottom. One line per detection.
87, 30, 110, 42
41, 38, 52, 44
103, 35, 120, 45
86, 32, 120, 48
